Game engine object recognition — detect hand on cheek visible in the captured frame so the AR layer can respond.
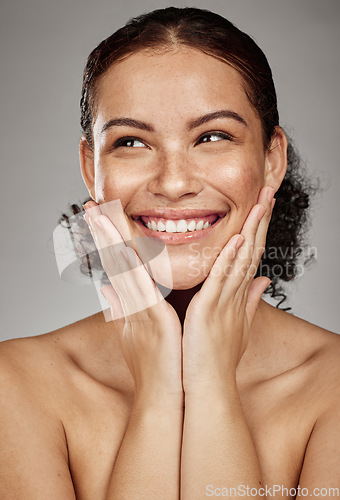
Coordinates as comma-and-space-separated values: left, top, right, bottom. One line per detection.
83, 200, 184, 407
182, 185, 275, 396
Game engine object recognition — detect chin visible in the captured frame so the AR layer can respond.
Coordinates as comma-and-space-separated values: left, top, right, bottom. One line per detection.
170, 275, 206, 290
156, 258, 211, 290
133, 235, 215, 291
155, 274, 205, 294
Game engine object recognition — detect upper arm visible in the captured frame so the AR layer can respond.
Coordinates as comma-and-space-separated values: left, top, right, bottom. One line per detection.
0, 360, 76, 500
297, 393, 340, 498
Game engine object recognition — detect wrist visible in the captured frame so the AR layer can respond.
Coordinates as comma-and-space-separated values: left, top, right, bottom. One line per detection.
184, 378, 239, 408
133, 391, 184, 415
184, 372, 238, 398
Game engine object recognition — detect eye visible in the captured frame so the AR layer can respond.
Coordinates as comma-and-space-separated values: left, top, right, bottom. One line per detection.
113, 136, 147, 149
196, 131, 233, 145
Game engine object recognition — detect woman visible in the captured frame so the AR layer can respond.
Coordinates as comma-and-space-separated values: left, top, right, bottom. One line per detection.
1, 6, 339, 499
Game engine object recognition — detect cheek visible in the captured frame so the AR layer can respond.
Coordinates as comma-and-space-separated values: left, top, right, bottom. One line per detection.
216, 161, 264, 206
94, 166, 134, 205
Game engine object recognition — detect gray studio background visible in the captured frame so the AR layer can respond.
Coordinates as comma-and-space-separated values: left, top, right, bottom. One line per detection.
0, 0, 339, 341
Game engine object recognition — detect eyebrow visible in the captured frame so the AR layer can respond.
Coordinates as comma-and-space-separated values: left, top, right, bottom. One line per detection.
101, 117, 154, 134
100, 109, 248, 134
187, 109, 248, 130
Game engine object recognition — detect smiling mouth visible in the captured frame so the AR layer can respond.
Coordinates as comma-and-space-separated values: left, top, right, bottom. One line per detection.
132, 213, 225, 233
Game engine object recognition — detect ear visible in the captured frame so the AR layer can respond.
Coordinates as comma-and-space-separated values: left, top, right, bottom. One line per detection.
79, 136, 96, 200
264, 126, 288, 191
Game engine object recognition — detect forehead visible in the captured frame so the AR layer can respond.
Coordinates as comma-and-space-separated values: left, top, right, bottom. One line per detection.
93, 47, 260, 133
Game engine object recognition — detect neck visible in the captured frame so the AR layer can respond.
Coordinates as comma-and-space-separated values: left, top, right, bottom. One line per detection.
162, 283, 204, 327
161, 285, 269, 333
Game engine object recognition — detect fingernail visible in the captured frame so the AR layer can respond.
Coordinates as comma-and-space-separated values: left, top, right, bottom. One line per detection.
257, 205, 266, 220
267, 186, 276, 202
271, 198, 276, 213
236, 235, 245, 249
83, 201, 96, 211
83, 213, 90, 225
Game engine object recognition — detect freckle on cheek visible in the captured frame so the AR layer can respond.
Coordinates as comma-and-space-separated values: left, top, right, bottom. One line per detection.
240, 172, 261, 195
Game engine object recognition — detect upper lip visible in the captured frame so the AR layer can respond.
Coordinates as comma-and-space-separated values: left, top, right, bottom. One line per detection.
131, 208, 228, 220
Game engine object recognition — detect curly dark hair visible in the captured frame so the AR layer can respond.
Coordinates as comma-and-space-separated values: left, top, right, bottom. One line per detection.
59, 7, 318, 310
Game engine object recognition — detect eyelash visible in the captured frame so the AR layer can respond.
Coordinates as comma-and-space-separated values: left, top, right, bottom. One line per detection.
113, 136, 145, 149
196, 131, 234, 144
112, 131, 234, 149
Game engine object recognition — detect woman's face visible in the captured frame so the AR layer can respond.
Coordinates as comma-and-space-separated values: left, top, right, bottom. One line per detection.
81, 46, 285, 289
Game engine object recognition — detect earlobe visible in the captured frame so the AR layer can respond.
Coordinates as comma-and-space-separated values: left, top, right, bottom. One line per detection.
264, 126, 288, 190
79, 136, 96, 200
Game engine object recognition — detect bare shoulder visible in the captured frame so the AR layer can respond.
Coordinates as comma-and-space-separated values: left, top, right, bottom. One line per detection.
260, 301, 340, 397
276, 312, 340, 486
0, 312, 130, 498
0, 310, 128, 396
0, 310, 133, 432
0, 328, 78, 498
241, 302, 340, 483
0, 318, 82, 394
0, 315, 92, 432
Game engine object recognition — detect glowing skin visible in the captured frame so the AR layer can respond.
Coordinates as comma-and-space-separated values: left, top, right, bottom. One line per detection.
80, 46, 286, 289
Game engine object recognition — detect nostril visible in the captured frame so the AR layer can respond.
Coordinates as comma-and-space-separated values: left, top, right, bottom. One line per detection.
147, 171, 203, 200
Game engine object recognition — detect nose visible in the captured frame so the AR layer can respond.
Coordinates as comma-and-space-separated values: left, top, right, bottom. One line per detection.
147, 150, 203, 201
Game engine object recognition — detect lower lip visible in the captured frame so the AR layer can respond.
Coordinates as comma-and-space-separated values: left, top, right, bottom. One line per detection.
132, 215, 227, 244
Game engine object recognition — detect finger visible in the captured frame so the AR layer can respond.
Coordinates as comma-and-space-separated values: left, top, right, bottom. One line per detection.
219, 203, 266, 301
197, 202, 265, 307
90, 216, 130, 276
198, 233, 245, 306
84, 208, 168, 312
83, 200, 102, 218
245, 277, 271, 327
84, 209, 128, 302
83, 200, 103, 239
240, 186, 276, 298
83, 211, 137, 315
83, 210, 96, 243
100, 284, 126, 322
118, 246, 165, 313
252, 186, 276, 267
233, 186, 275, 298
89, 217, 133, 316
92, 215, 164, 316
83, 200, 127, 276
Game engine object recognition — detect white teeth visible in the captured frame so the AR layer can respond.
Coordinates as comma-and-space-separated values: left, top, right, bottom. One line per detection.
176, 219, 188, 232
187, 220, 196, 231
157, 221, 166, 231
165, 220, 177, 233
143, 218, 214, 233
